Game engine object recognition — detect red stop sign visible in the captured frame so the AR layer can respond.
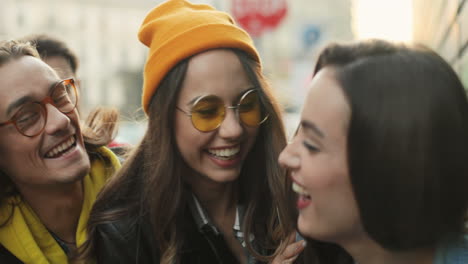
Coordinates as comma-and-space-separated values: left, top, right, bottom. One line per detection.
231, 0, 288, 37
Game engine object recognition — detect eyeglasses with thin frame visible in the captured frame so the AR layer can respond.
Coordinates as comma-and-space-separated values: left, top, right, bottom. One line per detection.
176, 88, 268, 132
0, 78, 78, 137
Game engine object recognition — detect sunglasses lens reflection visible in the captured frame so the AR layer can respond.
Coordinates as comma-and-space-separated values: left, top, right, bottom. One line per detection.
190, 90, 266, 132
191, 96, 225, 132
239, 90, 262, 127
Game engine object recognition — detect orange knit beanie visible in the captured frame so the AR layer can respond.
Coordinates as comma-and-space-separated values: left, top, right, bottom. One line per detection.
138, 0, 261, 113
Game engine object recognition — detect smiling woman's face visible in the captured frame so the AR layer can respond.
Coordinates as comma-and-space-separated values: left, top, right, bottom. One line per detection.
279, 67, 363, 244
174, 49, 259, 190
0, 56, 90, 191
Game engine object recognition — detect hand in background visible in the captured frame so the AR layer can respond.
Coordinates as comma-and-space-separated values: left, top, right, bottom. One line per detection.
270, 232, 306, 264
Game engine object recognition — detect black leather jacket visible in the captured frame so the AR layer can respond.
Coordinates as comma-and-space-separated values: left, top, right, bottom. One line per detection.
0, 244, 23, 264
94, 215, 158, 263
94, 211, 243, 264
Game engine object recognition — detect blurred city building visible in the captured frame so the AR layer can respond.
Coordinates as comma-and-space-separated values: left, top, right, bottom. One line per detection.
263, 0, 354, 136
0, 0, 155, 120
0, 0, 354, 141
413, 0, 468, 91
352, 0, 413, 42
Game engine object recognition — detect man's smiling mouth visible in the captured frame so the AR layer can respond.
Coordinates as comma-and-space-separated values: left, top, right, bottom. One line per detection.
44, 136, 77, 159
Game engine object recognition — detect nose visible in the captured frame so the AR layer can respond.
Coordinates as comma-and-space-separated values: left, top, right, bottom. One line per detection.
278, 139, 300, 169
43, 104, 71, 135
218, 107, 243, 140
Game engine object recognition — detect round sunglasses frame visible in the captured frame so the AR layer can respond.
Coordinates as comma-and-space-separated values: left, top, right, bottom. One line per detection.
176, 88, 269, 132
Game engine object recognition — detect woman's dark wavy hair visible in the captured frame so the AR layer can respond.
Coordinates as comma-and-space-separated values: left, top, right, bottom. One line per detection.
83, 48, 295, 263
300, 39, 468, 264
0, 40, 118, 226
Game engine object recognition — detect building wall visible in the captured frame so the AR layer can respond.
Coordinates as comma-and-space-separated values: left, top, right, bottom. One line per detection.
413, 0, 468, 90
258, 0, 353, 113
0, 0, 353, 131
0, 0, 155, 117
0, 0, 354, 141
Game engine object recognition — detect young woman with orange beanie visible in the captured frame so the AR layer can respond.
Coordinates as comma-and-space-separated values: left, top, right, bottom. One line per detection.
81, 0, 305, 263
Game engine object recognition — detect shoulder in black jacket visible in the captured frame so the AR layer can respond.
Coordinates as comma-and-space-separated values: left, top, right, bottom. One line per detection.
0, 244, 23, 264
94, 210, 242, 264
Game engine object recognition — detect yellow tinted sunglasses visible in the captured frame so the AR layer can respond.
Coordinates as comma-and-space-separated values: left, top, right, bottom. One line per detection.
176, 89, 268, 132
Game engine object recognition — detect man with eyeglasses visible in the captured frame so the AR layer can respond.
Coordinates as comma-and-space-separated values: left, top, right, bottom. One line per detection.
20, 34, 130, 161
0, 40, 121, 263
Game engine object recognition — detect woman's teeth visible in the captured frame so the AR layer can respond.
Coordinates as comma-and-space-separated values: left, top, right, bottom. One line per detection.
207, 146, 240, 160
292, 182, 311, 198
45, 136, 76, 158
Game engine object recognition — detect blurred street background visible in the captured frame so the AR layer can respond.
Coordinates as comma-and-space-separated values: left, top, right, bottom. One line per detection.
1, 0, 467, 144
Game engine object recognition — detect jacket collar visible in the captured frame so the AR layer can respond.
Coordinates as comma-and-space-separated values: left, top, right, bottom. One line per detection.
186, 193, 254, 248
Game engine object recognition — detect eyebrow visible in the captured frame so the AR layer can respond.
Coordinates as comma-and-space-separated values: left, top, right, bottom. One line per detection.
6, 81, 59, 116
301, 120, 325, 139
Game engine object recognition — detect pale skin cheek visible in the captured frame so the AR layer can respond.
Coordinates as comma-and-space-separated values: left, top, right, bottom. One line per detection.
309, 155, 349, 190
305, 168, 337, 190
306, 173, 349, 213
179, 134, 210, 165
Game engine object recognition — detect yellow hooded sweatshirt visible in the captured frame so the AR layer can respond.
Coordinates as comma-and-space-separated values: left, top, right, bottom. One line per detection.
0, 146, 121, 264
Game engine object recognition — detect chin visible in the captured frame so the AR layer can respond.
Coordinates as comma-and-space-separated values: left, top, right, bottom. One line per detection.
213, 172, 241, 183
78, 159, 91, 175
297, 215, 312, 238
66, 159, 91, 183
297, 214, 326, 241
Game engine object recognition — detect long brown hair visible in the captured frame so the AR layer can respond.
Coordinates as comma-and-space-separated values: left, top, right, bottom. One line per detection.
0, 40, 118, 226
83, 48, 295, 263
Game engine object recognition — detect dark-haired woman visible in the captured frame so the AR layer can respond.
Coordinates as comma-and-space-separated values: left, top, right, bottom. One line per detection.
279, 39, 468, 264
